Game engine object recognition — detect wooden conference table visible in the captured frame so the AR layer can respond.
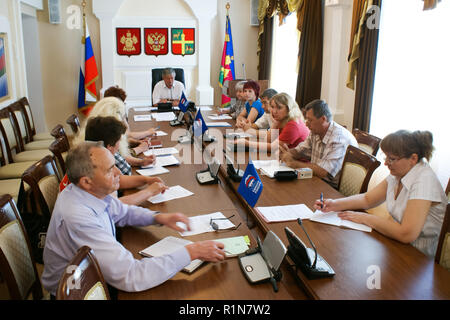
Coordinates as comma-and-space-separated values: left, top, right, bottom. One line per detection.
119, 107, 450, 300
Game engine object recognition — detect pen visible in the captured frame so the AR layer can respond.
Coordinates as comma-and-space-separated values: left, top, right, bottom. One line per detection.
320, 192, 324, 209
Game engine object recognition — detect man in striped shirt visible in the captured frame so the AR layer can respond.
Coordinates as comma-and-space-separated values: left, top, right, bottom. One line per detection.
280, 99, 358, 189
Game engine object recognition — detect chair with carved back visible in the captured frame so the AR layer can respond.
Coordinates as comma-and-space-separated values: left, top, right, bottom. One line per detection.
56, 246, 110, 300
48, 137, 70, 179
65, 114, 81, 135
0, 194, 43, 300
435, 179, 450, 270
0, 108, 53, 164
21, 155, 60, 220
17, 97, 53, 142
338, 145, 381, 197
352, 128, 382, 157
7, 103, 54, 151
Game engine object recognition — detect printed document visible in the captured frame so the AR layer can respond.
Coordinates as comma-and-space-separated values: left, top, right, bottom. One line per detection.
152, 112, 177, 122
141, 155, 180, 168
133, 114, 152, 122
149, 185, 194, 204
144, 147, 179, 157
136, 166, 169, 176
256, 204, 314, 222
176, 212, 236, 237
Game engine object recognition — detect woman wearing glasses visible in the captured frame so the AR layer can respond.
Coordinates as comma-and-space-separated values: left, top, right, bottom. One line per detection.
315, 130, 446, 258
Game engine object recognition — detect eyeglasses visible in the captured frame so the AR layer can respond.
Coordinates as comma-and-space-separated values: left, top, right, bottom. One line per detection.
384, 156, 403, 165
210, 214, 242, 232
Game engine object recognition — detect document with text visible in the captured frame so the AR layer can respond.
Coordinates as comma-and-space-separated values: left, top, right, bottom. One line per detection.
256, 204, 314, 223
310, 210, 372, 232
148, 185, 194, 204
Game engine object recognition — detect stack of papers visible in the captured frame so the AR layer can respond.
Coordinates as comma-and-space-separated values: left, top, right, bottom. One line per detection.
133, 114, 152, 122
176, 212, 237, 237
141, 155, 180, 168
310, 210, 372, 232
252, 160, 296, 178
132, 106, 154, 112
152, 112, 177, 122
256, 204, 314, 223
148, 185, 194, 204
144, 147, 179, 157
208, 114, 232, 120
139, 236, 203, 273
136, 166, 169, 176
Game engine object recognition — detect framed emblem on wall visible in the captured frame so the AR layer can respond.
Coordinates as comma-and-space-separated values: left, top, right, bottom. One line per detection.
171, 28, 195, 56
144, 28, 168, 56
116, 28, 141, 56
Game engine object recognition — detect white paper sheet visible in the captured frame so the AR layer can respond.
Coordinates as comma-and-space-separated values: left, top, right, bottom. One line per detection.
156, 130, 168, 136
199, 106, 212, 111
133, 114, 152, 122
143, 147, 179, 157
256, 204, 314, 222
204, 122, 232, 127
152, 112, 177, 122
141, 155, 180, 168
148, 185, 194, 204
132, 106, 154, 112
310, 210, 372, 232
208, 114, 232, 120
176, 212, 236, 237
136, 166, 169, 176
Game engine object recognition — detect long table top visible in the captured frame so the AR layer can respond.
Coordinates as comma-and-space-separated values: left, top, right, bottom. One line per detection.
120, 107, 450, 300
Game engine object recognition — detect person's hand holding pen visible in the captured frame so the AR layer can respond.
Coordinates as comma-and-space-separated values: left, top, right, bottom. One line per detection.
313, 195, 337, 212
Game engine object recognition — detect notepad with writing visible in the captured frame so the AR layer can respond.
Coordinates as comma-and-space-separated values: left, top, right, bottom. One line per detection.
310, 210, 372, 232
139, 236, 203, 273
255, 204, 314, 223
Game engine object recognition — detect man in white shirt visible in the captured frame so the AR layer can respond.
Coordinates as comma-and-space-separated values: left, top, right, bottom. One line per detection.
152, 68, 186, 106
42, 141, 225, 297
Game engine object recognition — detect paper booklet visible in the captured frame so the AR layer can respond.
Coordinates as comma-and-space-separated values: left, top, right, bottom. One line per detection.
139, 236, 203, 273
310, 210, 372, 233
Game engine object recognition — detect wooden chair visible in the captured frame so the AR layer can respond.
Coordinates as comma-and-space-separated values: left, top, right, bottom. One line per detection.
227, 79, 269, 99
7, 103, 54, 151
0, 194, 43, 300
0, 108, 53, 164
48, 137, 70, 179
338, 145, 381, 197
56, 246, 110, 300
21, 155, 60, 220
352, 128, 381, 156
65, 114, 81, 135
17, 97, 53, 142
0, 131, 36, 181
435, 179, 450, 270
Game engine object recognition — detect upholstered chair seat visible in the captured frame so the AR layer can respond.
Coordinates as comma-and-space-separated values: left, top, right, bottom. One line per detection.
0, 161, 36, 179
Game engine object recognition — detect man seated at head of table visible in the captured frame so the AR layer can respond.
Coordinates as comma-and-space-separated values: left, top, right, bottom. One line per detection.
279, 99, 358, 189
152, 67, 186, 107
74, 96, 156, 171
85, 116, 168, 205
42, 141, 226, 297
315, 130, 446, 258
231, 92, 310, 152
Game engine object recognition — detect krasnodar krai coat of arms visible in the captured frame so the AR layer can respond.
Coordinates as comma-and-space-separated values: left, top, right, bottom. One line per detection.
116, 28, 141, 56
171, 28, 195, 56
144, 28, 168, 56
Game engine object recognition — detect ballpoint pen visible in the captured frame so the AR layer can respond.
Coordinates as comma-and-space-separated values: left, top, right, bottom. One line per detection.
320, 192, 324, 209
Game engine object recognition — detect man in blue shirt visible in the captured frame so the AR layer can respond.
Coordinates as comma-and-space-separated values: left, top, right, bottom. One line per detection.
42, 141, 225, 296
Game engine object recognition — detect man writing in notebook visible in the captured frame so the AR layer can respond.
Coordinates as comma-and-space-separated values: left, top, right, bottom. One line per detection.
42, 141, 225, 297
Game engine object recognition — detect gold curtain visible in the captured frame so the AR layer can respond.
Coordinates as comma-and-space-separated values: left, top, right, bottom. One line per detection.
423, 0, 441, 10
257, 0, 299, 74
346, 0, 374, 90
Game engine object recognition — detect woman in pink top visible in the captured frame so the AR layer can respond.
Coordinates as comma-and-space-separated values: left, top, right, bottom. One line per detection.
230, 93, 309, 152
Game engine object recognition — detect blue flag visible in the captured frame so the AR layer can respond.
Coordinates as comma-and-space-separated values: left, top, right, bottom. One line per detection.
193, 110, 208, 137
237, 160, 263, 207
178, 91, 189, 113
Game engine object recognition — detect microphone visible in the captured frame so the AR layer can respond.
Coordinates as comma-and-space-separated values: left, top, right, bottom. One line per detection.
297, 218, 317, 269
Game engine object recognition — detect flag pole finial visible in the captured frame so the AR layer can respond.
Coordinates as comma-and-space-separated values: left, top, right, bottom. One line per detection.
226, 2, 230, 14
81, 0, 87, 44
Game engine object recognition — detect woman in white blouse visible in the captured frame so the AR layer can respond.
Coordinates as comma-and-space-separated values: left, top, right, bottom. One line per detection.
315, 130, 446, 258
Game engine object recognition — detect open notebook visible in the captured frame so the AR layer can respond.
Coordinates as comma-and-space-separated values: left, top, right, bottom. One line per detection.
139, 236, 203, 273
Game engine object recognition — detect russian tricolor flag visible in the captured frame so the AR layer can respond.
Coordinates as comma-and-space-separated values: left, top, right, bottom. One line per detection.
78, 22, 98, 116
